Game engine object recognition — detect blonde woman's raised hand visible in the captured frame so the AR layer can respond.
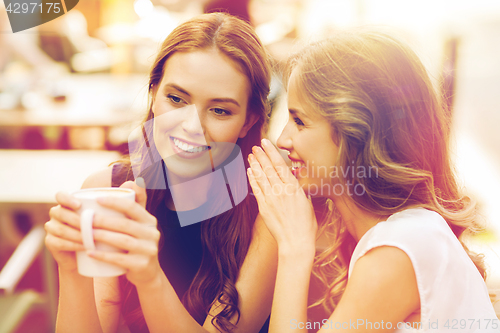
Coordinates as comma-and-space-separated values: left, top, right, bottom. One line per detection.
86, 181, 163, 288
247, 139, 317, 258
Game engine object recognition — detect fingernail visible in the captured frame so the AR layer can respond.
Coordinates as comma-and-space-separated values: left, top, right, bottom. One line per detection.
262, 138, 271, 146
247, 168, 253, 175
248, 154, 254, 161
136, 177, 146, 188
86, 250, 94, 256
72, 199, 81, 208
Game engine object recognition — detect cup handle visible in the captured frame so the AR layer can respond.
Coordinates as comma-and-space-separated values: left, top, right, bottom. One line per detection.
80, 209, 96, 250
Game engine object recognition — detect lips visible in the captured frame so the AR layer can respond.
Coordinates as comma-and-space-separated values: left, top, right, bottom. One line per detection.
289, 157, 306, 177
172, 137, 209, 153
170, 136, 211, 159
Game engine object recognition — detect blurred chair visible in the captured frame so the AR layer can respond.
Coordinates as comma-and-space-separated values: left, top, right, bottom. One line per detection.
0, 226, 57, 333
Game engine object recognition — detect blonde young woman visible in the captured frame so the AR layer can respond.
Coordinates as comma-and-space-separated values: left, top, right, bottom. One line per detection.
248, 30, 498, 332
45, 13, 276, 333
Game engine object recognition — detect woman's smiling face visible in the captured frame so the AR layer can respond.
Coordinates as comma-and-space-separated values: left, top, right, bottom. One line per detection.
152, 48, 255, 181
276, 68, 340, 197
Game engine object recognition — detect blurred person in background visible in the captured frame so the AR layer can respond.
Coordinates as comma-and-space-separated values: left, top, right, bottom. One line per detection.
248, 29, 497, 332
0, 2, 66, 109
38, 9, 112, 73
44, 12, 276, 333
0, 2, 54, 73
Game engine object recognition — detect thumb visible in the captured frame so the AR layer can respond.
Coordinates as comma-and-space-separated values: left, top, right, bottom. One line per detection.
119, 177, 147, 208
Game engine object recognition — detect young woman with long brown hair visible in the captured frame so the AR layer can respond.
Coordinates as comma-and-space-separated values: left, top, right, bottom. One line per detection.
45, 13, 276, 333
248, 29, 497, 332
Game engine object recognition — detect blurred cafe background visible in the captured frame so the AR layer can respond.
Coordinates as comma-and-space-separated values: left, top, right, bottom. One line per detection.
1, 0, 500, 331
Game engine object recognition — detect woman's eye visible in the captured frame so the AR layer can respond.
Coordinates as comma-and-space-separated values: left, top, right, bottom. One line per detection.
294, 117, 305, 126
213, 108, 231, 116
167, 94, 183, 104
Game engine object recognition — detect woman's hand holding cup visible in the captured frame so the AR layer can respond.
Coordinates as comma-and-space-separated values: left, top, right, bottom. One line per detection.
45, 192, 87, 273
86, 181, 163, 288
45, 179, 163, 288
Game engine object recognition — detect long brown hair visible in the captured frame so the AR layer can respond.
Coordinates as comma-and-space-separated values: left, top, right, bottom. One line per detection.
116, 13, 271, 332
284, 29, 485, 313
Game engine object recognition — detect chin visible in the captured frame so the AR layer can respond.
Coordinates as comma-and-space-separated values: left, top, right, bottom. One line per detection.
164, 159, 212, 181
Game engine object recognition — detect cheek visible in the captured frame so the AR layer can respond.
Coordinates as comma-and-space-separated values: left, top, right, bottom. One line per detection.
153, 113, 173, 132
294, 133, 311, 157
152, 99, 173, 117
205, 117, 246, 143
153, 104, 189, 132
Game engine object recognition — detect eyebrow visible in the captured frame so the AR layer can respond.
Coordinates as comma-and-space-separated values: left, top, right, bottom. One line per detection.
163, 83, 240, 107
163, 83, 190, 96
211, 98, 240, 107
289, 108, 307, 118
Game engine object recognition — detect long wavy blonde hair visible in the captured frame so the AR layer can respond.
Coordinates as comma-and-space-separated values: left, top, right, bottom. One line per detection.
284, 29, 485, 313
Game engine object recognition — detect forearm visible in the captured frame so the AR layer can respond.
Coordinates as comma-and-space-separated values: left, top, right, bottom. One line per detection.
269, 248, 315, 333
136, 274, 208, 333
56, 269, 103, 333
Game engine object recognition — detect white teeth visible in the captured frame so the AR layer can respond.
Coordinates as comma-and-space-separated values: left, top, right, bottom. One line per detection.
291, 161, 305, 169
173, 137, 208, 153
188, 146, 203, 153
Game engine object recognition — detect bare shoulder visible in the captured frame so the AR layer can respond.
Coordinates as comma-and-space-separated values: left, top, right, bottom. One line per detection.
81, 166, 114, 189
329, 246, 420, 325
351, 246, 417, 288
358, 246, 414, 273
346, 246, 419, 315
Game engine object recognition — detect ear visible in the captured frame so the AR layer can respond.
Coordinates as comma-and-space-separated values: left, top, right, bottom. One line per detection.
238, 112, 259, 138
150, 83, 158, 115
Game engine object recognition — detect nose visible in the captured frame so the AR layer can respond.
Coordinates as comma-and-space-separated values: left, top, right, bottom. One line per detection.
181, 104, 205, 138
276, 119, 294, 153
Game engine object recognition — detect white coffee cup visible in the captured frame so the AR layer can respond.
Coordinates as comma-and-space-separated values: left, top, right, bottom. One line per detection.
72, 187, 135, 277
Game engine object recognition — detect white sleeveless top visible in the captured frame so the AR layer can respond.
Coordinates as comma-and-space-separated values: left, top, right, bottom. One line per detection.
348, 208, 498, 333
